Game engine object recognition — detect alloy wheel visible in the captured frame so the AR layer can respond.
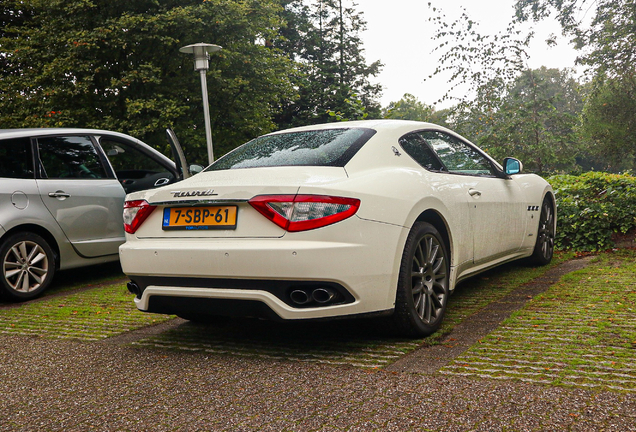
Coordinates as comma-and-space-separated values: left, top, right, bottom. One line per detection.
537, 202, 555, 261
3, 240, 49, 293
410, 234, 447, 324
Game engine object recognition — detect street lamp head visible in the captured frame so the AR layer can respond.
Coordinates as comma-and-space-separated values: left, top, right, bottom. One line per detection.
179, 43, 222, 71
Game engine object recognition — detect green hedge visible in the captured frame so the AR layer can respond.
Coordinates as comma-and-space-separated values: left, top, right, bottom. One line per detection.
549, 172, 636, 251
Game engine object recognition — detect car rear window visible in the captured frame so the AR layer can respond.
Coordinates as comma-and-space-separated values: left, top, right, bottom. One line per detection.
206, 128, 376, 171
0, 137, 34, 179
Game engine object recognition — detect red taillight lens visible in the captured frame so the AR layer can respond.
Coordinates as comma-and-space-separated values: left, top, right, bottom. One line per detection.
249, 195, 360, 232
123, 200, 156, 234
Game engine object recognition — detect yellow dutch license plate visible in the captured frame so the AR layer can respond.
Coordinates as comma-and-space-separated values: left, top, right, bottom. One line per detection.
162, 206, 237, 230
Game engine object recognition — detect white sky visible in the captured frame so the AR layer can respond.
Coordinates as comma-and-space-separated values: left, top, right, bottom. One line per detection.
359, 0, 580, 108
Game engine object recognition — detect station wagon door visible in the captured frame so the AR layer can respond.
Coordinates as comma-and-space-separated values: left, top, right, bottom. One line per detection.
34, 135, 126, 258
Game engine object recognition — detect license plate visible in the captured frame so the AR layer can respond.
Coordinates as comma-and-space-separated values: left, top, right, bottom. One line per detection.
162, 206, 237, 230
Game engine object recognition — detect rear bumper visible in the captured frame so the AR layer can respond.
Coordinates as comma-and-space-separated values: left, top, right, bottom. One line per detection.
119, 217, 408, 319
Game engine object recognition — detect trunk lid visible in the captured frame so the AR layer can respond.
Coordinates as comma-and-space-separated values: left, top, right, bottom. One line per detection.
133, 166, 349, 238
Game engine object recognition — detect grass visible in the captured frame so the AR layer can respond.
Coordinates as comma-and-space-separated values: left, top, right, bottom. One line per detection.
132, 253, 573, 367
0, 281, 173, 340
0, 250, 581, 370
441, 249, 636, 392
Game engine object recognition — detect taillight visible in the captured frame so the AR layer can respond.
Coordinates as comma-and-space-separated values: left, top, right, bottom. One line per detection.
123, 200, 156, 234
249, 195, 360, 232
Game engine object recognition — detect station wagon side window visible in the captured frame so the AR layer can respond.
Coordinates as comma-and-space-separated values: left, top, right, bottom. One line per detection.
420, 131, 496, 176
36, 136, 107, 179
398, 133, 444, 171
99, 138, 175, 194
0, 137, 34, 179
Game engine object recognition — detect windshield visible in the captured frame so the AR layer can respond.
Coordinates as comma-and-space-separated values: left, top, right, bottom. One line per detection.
206, 128, 375, 171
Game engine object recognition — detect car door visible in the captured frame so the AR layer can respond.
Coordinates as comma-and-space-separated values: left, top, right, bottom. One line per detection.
420, 131, 527, 263
98, 136, 179, 195
35, 135, 126, 258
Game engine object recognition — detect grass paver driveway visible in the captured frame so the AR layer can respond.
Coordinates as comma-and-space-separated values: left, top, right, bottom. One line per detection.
442, 249, 636, 392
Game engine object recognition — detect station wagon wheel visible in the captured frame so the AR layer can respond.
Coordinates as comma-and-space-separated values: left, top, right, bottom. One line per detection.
530, 197, 555, 266
0, 232, 56, 301
392, 222, 449, 337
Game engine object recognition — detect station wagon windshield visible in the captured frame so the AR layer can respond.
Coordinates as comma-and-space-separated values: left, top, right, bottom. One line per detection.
206, 128, 375, 171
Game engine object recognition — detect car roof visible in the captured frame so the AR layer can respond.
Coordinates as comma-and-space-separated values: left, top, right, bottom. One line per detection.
0, 128, 138, 140
265, 119, 444, 135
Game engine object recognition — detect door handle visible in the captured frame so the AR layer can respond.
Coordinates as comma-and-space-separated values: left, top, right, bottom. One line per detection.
48, 191, 71, 199
468, 188, 482, 197
154, 177, 170, 187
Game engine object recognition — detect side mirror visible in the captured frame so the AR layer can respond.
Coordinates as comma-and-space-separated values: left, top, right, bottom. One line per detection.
503, 157, 523, 175
189, 164, 204, 175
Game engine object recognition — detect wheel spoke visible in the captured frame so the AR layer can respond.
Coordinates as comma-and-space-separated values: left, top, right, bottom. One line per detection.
21, 271, 31, 292
432, 256, 444, 274
424, 292, 432, 322
412, 281, 423, 296
5, 268, 22, 278
18, 242, 28, 261
27, 269, 43, 284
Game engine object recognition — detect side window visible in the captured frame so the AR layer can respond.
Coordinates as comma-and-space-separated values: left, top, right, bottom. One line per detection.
420, 131, 496, 176
0, 138, 34, 179
398, 133, 444, 171
37, 136, 107, 179
100, 138, 175, 194
100, 139, 170, 177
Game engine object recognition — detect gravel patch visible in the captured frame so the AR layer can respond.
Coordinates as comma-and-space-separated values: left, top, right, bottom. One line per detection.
1, 336, 635, 431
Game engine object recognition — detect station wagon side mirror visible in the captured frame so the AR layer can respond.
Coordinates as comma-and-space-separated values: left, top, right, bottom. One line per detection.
189, 164, 204, 175
503, 157, 523, 175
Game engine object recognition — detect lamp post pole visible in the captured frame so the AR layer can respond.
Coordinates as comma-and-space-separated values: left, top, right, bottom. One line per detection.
179, 43, 222, 165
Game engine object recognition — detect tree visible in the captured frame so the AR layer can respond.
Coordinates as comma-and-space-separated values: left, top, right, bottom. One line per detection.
0, 0, 296, 163
383, 93, 435, 121
514, 0, 636, 77
579, 74, 636, 171
477, 67, 584, 173
273, 0, 382, 127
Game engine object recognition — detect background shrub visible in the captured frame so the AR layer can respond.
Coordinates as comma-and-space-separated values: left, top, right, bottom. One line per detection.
549, 172, 636, 251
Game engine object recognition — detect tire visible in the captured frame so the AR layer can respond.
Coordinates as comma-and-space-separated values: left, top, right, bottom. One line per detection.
530, 196, 555, 266
392, 222, 450, 337
0, 232, 56, 301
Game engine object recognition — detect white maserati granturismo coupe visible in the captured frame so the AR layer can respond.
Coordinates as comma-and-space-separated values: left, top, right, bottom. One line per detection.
119, 120, 556, 336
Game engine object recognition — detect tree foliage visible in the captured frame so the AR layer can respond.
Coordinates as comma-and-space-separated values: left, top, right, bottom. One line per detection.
475, 67, 584, 173
514, 0, 636, 172
0, 0, 296, 163
514, 0, 636, 76
579, 74, 636, 171
274, 0, 382, 127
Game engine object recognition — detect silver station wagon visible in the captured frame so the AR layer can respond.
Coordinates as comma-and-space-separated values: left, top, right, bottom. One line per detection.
0, 128, 193, 300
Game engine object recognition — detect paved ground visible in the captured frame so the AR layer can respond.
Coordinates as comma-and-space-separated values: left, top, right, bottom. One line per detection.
1, 336, 635, 431
2, 255, 636, 430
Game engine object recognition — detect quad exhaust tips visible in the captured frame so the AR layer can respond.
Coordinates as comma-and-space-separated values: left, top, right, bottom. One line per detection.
289, 287, 337, 306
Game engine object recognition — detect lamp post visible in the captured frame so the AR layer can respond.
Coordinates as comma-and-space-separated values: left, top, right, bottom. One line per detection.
179, 43, 222, 165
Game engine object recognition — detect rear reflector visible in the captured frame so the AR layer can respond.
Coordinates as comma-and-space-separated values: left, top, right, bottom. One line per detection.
248, 195, 360, 232
123, 200, 156, 234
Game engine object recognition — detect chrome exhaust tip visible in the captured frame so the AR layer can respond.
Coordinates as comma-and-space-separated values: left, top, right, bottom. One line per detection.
312, 287, 336, 304
289, 289, 311, 305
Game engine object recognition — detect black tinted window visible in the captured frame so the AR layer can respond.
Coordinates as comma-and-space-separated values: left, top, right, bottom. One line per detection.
206, 128, 375, 171
399, 133, 444, 171
0, 138, 34, 179
37, 136, 107, 179
420, 131, 495, 176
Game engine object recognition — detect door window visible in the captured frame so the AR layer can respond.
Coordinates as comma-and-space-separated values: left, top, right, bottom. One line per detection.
100, 138, 175, 193
0, 138, 34, 179
419, 131, 496, 176
398, 133, 444, 171
37, 136, 107, 179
